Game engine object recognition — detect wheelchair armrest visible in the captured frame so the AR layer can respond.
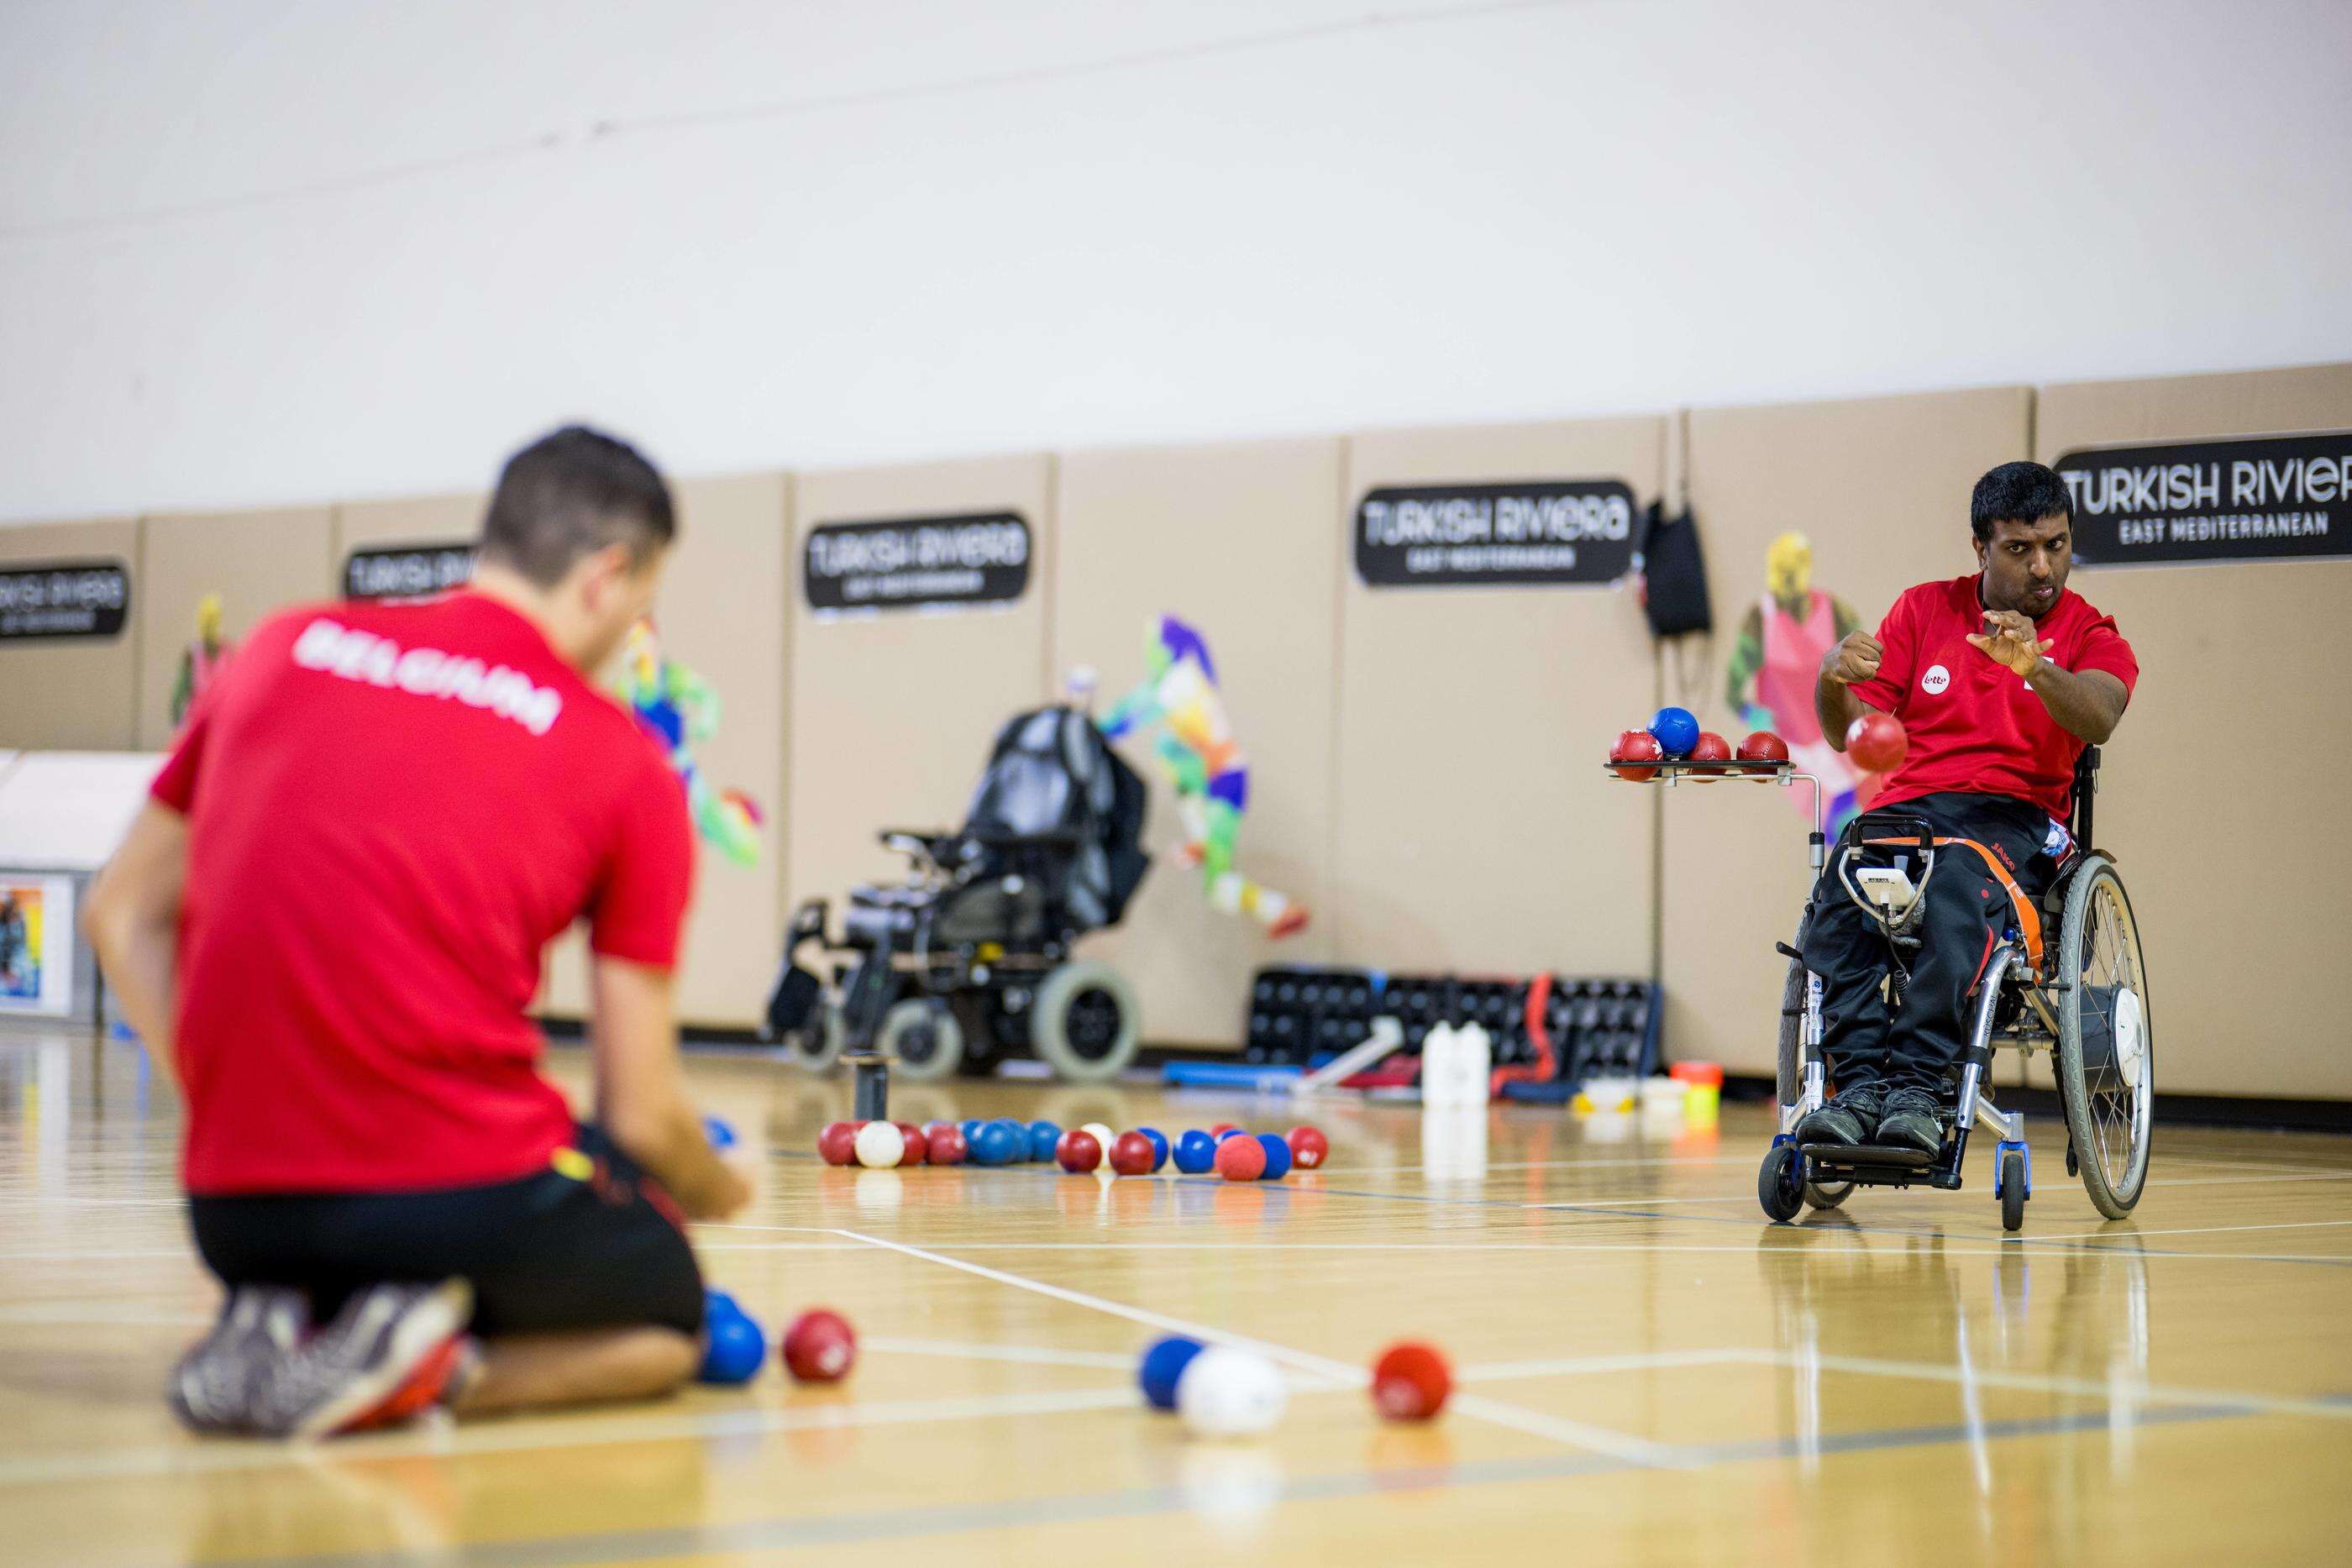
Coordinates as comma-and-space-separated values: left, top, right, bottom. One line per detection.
966, 826, 1088, 850
878, 828, 951, 857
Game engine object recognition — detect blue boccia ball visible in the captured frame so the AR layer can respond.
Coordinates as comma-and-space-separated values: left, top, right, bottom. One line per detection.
698, 1307, 766, 1385
959, 1118, 984, 1146
1215, 1128, 1252, 1145
702, 1115, 738, 1151
1137, 1127, 1169, 1172
1138, 1335, 1207, 1411
1648, 705, 1700, 758
1026, 1120, 1063, 1163
1173, 1130, 1218, 1174
1254, 1132, 1293, 1181
972, 1120, 1020, 1167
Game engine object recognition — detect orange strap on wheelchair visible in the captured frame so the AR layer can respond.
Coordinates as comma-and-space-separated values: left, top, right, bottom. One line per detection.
1861, 833, 2044, 970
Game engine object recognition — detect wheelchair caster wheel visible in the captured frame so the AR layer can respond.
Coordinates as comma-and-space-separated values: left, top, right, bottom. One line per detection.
1758, 1143, 1806, 1223
2065, 1142, 2079, 1177
1998, 1146, 2029, 1233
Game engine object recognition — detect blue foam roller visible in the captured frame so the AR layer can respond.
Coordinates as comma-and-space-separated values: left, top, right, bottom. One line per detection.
1137, 1127, 1169, 1172
1648, 705, 1700, 758
1254, 1132, 1293, 1181
1162, 1061, 1305, 1092
698, 1308, 766, 1385
1173, 1130, 1218, 1174
1138, 1335, 1206, 1411
1026, 1120, 1063, 1163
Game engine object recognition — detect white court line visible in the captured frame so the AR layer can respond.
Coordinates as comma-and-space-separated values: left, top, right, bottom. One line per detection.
691, 1239, 2352, 1265
863, 1335, 1137, 1371
1451, 1347, 2352, 1425
0, 1384, 1142, 1489
2031, 1218, 2352, 1243
1755, 1350, 2352, 1424
831, 1227, 1694, 1470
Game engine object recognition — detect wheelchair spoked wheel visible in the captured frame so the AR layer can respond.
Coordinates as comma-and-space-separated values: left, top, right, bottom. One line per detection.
2054, 854, 2154, 1219
1030, 960, 1141, 1083
879, 998, 964, 1082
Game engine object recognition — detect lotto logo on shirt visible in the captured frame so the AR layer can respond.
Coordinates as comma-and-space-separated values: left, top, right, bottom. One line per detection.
1921, 663, 1950, 695
291, 616, 563, 737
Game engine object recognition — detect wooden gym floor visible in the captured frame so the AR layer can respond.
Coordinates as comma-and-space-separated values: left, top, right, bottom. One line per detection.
3, 1033, 2349, 1565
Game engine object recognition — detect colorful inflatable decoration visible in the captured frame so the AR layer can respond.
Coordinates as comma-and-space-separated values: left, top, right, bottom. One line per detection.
617, 618, 764, 867
1099, 615, 1306, 938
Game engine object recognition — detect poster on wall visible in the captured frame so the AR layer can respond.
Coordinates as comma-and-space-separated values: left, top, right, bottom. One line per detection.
0, 876, 75, 1018
2055, 431, 2351, 566
0, 559, 131, 640
344, 542, 477, 602
1353, 480, 1638, 588
803, 512, 1032, 615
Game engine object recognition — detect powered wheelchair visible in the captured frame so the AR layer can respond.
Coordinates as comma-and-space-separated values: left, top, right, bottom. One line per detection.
1759, 747, 2153, 1231
764, 704, 1154, 1083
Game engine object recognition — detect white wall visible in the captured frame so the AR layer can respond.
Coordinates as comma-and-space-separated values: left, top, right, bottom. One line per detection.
3, 0, 2349, 522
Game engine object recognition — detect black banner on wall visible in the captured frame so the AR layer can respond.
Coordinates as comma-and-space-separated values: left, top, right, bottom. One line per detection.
2055, 431, 2352, 566
0, 559, 131, 640
1354, 480, 1638, 588
344, 542, 477, 601
804, 512, 1032, 614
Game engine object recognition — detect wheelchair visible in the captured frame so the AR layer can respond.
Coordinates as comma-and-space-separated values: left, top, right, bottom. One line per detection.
764, 704, 1154, 1083
1759, 747, 2153, 1232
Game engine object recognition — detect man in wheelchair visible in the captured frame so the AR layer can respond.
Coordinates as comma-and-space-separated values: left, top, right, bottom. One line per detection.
1798, 462, 2139, 1157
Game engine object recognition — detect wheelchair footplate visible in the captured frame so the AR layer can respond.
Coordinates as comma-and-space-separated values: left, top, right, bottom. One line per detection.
1798, 1141, 1961, 1190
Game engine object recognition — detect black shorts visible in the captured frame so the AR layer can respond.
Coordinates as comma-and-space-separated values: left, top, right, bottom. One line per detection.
188, 1125, 704, 1339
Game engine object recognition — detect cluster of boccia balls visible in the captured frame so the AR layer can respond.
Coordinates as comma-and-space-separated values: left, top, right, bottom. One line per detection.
818, 1118, 1330, 1181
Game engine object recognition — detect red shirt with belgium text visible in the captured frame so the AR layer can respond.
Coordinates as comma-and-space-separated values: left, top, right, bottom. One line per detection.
1850, 575, 2138, 822
151, 592, 693, 1197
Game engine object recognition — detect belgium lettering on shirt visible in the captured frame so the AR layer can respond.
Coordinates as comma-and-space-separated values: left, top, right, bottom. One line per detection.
291, 617, 562, 737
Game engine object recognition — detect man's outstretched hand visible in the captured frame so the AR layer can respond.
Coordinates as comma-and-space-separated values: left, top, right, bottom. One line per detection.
1967, 610, 2050, 677
1823, 630, 1884, 684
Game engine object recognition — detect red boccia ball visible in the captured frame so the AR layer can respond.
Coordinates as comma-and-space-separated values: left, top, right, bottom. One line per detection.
1215, 1135, 1268, 1182
1209, 1122, 1242, 1139
1736, 730, 1790, 777
925, 1125, 968, 1166
781, 1308, 858, 1382
1370, 1340, 1453, 1421
1285, 1125, 1330, 1170
893, 1121, 928, 1167
816, 1121, 858, 1167
1056, 1130, 1103, 1174
1846, 711, 1908, 774
1609, 729, 1664, 782
1688, 730, 1732, 783
1109, 1131, 1156, 1176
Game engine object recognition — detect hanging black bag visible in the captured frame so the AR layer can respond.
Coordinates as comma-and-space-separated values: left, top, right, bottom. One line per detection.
1634, 501, 1712, 637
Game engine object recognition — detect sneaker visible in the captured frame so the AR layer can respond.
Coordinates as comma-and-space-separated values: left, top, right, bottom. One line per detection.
251, 1279, 474, 1440
167, 1286, 309, 1434
1876, 1087, 1947, 1156
1796, 1084, 1882, 1146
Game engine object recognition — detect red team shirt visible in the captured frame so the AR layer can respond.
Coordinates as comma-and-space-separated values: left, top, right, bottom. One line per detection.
1850, 575, 2139, 823
153, 592, 693, 1197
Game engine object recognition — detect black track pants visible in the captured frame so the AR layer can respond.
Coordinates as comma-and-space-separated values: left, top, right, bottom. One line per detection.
1799, 792, 2057, 1096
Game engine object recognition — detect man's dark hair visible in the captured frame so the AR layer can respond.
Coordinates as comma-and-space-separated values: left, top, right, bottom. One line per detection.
479, 425, 675, 587
1970, 460, 2072, 543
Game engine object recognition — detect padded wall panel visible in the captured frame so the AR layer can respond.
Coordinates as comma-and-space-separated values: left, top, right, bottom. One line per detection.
785, 455, 1055, 978
1332, 418, 1664, 979
1054, 438, 1342, 1047
135, 506, 333, 749
2036, 363, 2352, 1098
0, 518, 141, 750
